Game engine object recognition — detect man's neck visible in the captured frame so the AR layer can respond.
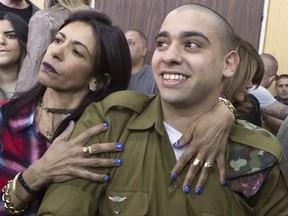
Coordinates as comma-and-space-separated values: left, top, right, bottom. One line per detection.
0, 0, 29, 9
131, 61, 144, 74
161, 101, 216, 134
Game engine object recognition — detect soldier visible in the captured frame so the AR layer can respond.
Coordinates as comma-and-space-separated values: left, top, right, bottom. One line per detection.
38, 3, 288, 215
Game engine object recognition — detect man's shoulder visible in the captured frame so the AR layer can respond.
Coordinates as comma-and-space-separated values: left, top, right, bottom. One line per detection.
230, 119, 281, 156
227, 120, 282, 197
90, 90, 157, 115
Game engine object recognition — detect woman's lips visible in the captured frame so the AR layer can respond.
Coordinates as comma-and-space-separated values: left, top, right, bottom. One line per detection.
42, 62, 58, 74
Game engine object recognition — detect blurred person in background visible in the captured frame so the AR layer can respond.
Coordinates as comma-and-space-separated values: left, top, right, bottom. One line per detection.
275, 74, 288, 105
0, 0, 39, 23
0, 11, 28, 100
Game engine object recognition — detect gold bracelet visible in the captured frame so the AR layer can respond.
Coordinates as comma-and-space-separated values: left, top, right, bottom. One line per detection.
217, 97, 238, 118
2, 180, 28, 215
12, 172, 31, 202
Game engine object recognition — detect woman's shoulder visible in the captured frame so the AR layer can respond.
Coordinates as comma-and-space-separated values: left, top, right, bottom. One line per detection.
31, 8, 69, 24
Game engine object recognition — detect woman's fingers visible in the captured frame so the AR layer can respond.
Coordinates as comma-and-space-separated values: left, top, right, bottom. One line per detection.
71, 123, 109, 146
88, 142, 123, 154
216, 148, 227, 185
41, 123, 123, 183
53, 121, 75, 143
170, 148, 196, 178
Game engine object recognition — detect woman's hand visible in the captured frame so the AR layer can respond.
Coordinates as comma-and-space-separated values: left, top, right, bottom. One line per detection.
170, 102, 235, 194
25, 122, 122, 191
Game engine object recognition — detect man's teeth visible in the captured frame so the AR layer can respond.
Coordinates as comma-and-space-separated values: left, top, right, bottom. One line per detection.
163, 74, 186, 80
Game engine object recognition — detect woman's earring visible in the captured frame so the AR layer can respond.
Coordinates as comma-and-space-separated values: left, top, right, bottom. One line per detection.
89, 82, 97, 92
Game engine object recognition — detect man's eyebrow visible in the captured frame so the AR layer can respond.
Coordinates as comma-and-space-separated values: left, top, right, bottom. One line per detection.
180, 31, 210, 43
155, 30, 210, 44
58, 32, 91, 56
154, 31, 169, 41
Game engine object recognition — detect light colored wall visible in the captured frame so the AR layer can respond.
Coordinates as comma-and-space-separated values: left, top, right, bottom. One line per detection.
31, 0, 43, 8
263, 0, 288, 96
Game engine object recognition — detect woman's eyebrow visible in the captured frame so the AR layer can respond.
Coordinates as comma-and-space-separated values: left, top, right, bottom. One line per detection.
58, 32, 91, 56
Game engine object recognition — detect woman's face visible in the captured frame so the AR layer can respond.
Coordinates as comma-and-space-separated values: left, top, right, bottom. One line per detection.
0, 20, 21, 68
38, 21, 97, 95
232, 80, 253, 102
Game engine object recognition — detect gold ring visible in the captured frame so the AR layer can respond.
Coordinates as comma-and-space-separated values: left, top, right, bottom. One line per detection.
204, 162, 215, 172
192, 159, 203, 167
82, 146, 92, 157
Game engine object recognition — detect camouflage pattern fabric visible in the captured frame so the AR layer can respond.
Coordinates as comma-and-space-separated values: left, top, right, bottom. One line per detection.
227, 120, 279, 198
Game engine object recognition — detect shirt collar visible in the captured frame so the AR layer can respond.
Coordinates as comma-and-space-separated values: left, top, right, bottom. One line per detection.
9, 103, 36, 132
102, 91, 166, 136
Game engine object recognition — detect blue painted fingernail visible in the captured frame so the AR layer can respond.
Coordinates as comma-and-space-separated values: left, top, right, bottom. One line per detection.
183, 185, 191, 194
115, 143, 123, 150
221, 179, 227, 186
103, 122, 109, 127
114, 159, 122, 165
195, 187, 202, 195
173, 140, 180, 148
69, 120, 73, 126
170, 172, 177, 180
103, 175, 109, 182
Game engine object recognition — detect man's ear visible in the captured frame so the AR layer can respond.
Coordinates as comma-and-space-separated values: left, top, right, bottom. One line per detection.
222, 51, 239, 78
141, 46, 148, 57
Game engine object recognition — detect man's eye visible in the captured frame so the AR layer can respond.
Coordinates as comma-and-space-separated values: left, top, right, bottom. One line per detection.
156, 41, 168, 48
128, 42, 135, 46
186, 42, 199, 48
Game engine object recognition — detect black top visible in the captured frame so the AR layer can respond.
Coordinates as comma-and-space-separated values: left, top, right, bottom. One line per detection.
0, 1, 36, 23
242, 93, 262, 127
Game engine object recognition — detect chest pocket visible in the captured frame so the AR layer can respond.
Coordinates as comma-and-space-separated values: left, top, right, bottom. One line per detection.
99, 188, 148, 216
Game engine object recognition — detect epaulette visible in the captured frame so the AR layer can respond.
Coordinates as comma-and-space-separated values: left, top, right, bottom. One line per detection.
101, 90, 156, 115
226, 120, 281, 198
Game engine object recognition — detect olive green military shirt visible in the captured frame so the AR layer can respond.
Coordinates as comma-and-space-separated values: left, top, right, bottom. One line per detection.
38, 91, 288, 216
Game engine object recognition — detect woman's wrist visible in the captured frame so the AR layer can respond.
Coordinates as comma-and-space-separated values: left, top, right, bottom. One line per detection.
11, 173, 31, 203
22, 159, 49, 192
217, 97, 238, 119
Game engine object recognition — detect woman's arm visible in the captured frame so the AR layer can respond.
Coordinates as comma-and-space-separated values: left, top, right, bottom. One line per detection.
171, 100, 235, 194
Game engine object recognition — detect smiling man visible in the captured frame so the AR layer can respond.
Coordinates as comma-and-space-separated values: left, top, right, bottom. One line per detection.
38, 3, 288, 216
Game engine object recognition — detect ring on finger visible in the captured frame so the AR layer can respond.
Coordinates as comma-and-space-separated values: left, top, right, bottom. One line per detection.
82, 146, 92, 157
204, 162, 215, 173
192, 158, 203, 168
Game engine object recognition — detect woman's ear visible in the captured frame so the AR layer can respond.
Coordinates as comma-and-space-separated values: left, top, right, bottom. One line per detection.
89, 80, 97, 92
222, 51, 240, 78
89, 74, 111, 92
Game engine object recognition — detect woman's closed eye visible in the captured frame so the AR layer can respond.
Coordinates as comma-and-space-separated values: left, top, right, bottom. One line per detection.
72, 48, 83, 57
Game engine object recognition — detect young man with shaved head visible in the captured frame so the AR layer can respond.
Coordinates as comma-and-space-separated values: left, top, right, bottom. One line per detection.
125, 29, 158, 94
39, 4, 288, 215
